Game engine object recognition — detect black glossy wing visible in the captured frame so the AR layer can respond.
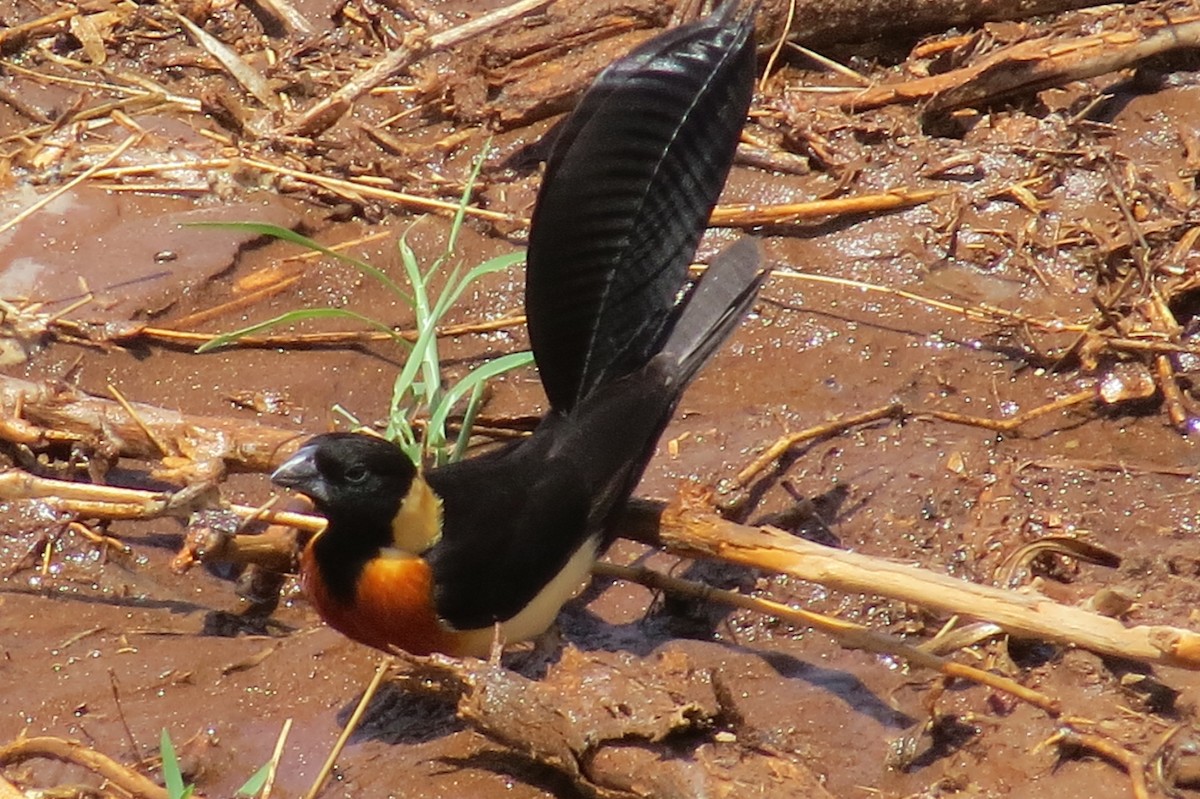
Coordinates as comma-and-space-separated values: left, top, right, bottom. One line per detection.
525, 6, 756, 412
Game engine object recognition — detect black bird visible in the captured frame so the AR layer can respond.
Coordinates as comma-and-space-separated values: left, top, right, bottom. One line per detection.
271, 4, 762, 656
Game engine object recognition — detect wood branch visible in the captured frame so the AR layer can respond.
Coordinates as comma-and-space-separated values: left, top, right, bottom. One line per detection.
0, 470, 321, 532
622, 491, 1200, 670
3, 459, 1197, 673
0, 375, 303, 477
393, 648, 835, 799
708, 189, 943, 228
595, 561, 1061, 714
277, 0, 553, 137
758, 0, 1134, 47
0, 735, 170, 799
818, 14, 1200, 113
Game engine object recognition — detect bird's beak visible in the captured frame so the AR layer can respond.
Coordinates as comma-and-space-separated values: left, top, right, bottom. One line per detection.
271, 445, 326, 502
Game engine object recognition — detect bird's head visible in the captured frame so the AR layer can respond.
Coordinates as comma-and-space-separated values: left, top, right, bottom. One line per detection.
272, 433, 441, 554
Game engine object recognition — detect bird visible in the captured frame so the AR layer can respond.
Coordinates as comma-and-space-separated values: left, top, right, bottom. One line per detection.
270, 3, 762, 658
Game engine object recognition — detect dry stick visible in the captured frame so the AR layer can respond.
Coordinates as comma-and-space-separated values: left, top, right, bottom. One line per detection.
0, 133, 139, 236
767, 266, 1200, 360
759, 0, 796, 91
920, 389, 1096, 432
241, 156, 515, 223
0, 736, 168, 799
5, 467, 1199, 673
762, 0, 1124, 47
723, 391, 1098, 502
108, 670, 144, 765
163, 273, 304, 331
823, 15, 1200, 112
720, 403, 903, 496
304, 657, 392, 799
107, 384, 172, 457
0, 470, 324, 532
0, 374, 302, 471
0, 774, 24, 799
724, 267, 1200, 358
120, 313, 525, 350
635, 493, 1200, 670
709, 189, 944, 227
768, 268, 1081, 331
170, 11, 278, 109
0, 59, 202, 114
279, 0, 553, 136
83, 154, 512, 223
1048, 728, 1151, 799
593, 561, 1060, 714
261, 718, 294, 799
254, 0, 314, 35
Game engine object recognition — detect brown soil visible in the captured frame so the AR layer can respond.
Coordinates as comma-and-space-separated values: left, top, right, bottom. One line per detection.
3, 1, 1200, 797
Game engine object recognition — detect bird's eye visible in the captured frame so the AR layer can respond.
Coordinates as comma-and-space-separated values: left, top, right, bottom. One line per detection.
343, 465, 368, 484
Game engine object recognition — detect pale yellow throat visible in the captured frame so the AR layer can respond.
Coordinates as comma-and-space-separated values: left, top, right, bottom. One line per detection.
389, 474, 444, 554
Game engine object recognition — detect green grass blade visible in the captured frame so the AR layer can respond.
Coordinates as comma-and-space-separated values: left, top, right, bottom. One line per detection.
234, 761, 272, 797
187, 221, 412, 304
450, 380, 488, 464
160, 729, 191, 799
397, 231, 443, 413
432, 252, 524, 321
444, 142, 491, 255
428, 350, 534, 464
196, 308, 407, 353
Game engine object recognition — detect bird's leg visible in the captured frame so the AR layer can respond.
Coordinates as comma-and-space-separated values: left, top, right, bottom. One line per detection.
488, 621, 506, 666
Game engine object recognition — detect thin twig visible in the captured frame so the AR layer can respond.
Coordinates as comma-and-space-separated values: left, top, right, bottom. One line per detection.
280, 0, 553, 136
304, 657, 392, 799
0, 133, 139, 237
709, 188, 944, 227
1048, 727, 1151, 799
594, 561, 1060, 714
261, 718, 293, 799
719, 403, 903, 497
637, 492, 1200, 670
108, 384, 172, 457
0, 736, 168, 799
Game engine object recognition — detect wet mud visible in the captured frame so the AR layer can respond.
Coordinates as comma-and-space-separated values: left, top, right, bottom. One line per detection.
3, 0, 1200, 797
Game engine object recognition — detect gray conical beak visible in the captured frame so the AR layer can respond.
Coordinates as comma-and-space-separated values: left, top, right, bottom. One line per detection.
271, 445, 326, 502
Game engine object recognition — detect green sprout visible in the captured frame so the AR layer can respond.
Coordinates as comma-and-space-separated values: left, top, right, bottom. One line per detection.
193, 146, 532, 466
160, 729, 273, 799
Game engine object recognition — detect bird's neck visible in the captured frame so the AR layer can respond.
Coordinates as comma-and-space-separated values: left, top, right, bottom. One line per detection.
390, 473, 443, 555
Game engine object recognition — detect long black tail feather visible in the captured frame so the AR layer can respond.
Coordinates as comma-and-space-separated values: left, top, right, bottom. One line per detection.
662, 237, 764, 388
524, 4, 757, 412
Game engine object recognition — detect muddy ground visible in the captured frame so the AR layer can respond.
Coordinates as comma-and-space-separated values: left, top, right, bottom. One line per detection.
3, 0, 1200, 797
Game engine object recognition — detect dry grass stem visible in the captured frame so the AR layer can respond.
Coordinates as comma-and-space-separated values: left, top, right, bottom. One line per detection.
709, 188, 943, 227
261, 718, 293, 799
0, 469, 322, 534
921, 389, 1095, 432
1048, 728, 1151, 799
0, 134, 139, 237
0, 375, 301, 474
281, 0, 553, 136
107, 383, 173, 457
822, 14, 1200, 113
0, 735, 169, 799
127, 313, 526, 350
169, 11, 278, 109
637, 492, 1200, 670
304, 657, 392, 799
241, 156, 516, 223
594, 561, 1060, 714
721, 403, 903, 496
